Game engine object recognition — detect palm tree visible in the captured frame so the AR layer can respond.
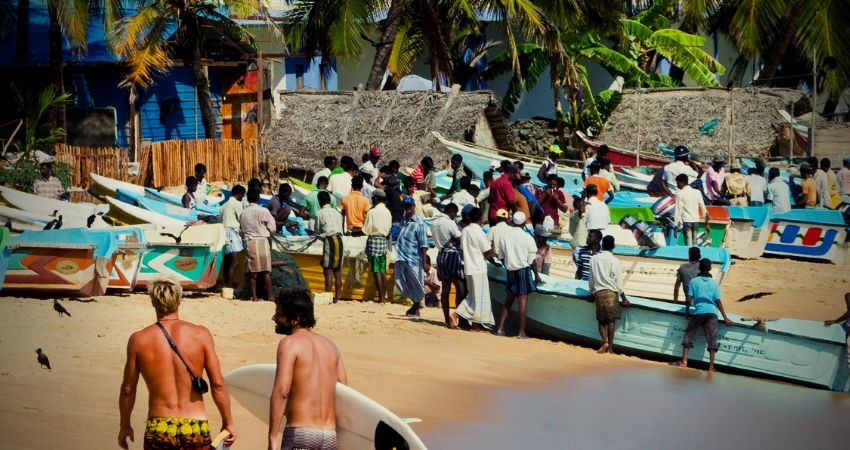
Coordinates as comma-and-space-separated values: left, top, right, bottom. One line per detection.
113, 1, 272, 138
283, 0, 378, 89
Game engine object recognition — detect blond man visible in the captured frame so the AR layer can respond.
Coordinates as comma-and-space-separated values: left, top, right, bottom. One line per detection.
119, 279, 236, 450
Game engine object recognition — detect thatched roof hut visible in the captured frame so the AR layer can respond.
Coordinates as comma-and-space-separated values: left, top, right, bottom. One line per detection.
599, 87, 807, 158
264, 88, 511, 169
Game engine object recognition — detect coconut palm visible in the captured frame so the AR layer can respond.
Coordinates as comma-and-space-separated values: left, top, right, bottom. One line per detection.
113, 1, 274, 138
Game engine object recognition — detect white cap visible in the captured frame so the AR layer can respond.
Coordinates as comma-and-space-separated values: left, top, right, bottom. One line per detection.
512, 211, 526, 225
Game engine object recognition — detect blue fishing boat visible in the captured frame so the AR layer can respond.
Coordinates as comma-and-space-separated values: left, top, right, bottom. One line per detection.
116, 189, 200, 223
145, 188, 221, 216
489, 265, 850, 392
765, 209, 848, 263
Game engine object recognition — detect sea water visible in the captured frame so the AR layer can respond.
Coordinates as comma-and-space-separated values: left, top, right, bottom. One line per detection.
421, 368, 850, 449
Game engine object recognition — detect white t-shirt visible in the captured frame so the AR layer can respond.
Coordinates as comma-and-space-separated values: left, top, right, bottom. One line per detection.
582, 156, 596, 179
663, 161, 698, 192
448, 190, 477, 209
311, 168, 332, 186
359, 161, 379, 181
327, 172, 353, 199
461, 223, 491, 275
674, 185, 706, 225
748, 174, 767, 203
497, 226, 537, 271
584, 197, 610, 231
768, 179, 792, 214
431, 214, 461, 250
488, 221, 511, 254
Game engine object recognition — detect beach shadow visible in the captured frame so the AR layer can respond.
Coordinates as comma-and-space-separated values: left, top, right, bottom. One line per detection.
388, 315, 451, 330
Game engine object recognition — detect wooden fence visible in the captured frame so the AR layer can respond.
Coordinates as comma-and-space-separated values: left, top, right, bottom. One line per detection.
139, 139, 259, 187
55, 144, 129, 187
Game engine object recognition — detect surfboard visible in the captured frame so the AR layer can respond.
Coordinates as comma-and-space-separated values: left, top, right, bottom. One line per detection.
225, 364, 427, 450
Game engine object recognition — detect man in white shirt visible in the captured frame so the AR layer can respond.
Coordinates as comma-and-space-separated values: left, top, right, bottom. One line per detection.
488, 208, 511, 253
588, 235, 631, 354
583, 144, 609, 180
312, 156, 338, 186
767, 167, 792, 214
599, 158, 620, 192
493, 211, 541, 339
537, 144, 561, 184
674, 174, 709, 246
662, 146, 701, 195
359, 146, 381, 181
450, 207, 498, 330
583, 185, 610, 232
747, 167, 768, 206
328, 161, 356, 201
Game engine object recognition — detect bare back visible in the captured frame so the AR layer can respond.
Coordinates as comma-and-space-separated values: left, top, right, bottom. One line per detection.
129, 321, 212, 419
276, 330, 344, 428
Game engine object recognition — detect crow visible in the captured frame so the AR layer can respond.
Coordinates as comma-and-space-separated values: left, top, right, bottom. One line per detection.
54, 299, 71, 317
86, 214, 96, 228
36, 348, 51, 370
43, 215, 63, 230
161, 224, 191, 244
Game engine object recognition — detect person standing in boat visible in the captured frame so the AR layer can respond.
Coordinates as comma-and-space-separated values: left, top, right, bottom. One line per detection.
537, 144, 562, 185
314, 191, 345, 304
823, 292, 850, 370
488, 164, 519, 225
584, 161, 615, 203
583, 144, 609, 181
589, 235, 631, 353
445, 154, 466, 199
673, 247, 701, 304
674, 174, 709, 246
661, 146, 702, 196
747, 167, 768, 207
395, 196, 429, 318
240, 189, 277, 302
33, 160, 67, 201
568, 196, 588, 249
192, 163, 209, 205
670, 258, 733, 372
363, 189, 392, 303
537, 174, 570, 227
573, 229, 602, 281
583, 185, 610, 233
219, 184, 246, 298
766, 168, 792, 214
451, 207, 499, 331
494, 211, 541, 339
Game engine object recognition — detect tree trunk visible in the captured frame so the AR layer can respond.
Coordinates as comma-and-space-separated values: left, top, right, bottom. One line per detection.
755, 13, 799, 86
365, 0, 410, 90
191, 36, 216, 139
551, 65, 566, 151
48, 1, 66, 140
15, 0, 29, 62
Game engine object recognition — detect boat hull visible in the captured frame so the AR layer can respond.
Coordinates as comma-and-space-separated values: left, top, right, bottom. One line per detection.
577, 131, 669, 168
764, 214, 848, 264
105, 197, 186, 228
724, 206, 771, 259
136, 224, 226, 290
3, 246, 113, 296
489, 266, 849, 391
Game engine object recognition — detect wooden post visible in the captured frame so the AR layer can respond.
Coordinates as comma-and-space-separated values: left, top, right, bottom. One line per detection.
256, 57, 264, 134
636, 84, 641, 167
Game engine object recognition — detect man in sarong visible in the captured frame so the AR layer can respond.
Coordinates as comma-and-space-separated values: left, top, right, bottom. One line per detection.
394, 196, 429, 318
240, 189, 277, 302
451, 207, 499, 330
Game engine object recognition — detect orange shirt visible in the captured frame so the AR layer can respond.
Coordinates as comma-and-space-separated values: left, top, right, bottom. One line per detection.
341, 191, 371, 231
801, 178, 817, 207
584, 175, 611, 201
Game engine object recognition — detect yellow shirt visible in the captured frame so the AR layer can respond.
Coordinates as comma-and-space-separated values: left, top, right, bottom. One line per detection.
802, 178, 817, 206
341, 190, 370, 231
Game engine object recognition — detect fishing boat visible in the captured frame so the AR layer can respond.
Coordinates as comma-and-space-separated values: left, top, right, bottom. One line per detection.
90, 173, 145, 198
431, 132, 585, 190
764, 209, 848, 264
135, 224, 225, 290
145, 187, 222, 216
548, 243, 730, 302
220, 178, 311, 206
108, 226, 148, 292
273, 235, 396, 302
675, 206, 731, 248
2, 228, 122, 296
105, 197, 186, 228
117, 189, 201, 223
725, 206, 772, 259
614, 167, 653, 192
0, 185, 108, 218
0, 204, 110, 231
576, 131, 669, 168
0, 227, 10, 288
489, 266, 850, 392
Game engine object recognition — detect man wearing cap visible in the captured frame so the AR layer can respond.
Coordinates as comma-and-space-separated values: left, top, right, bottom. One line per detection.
489, 209, 511, 252
662, 146, 701, 196
589, 235, 631, 353
838, 157, 850, 204
488, 164, 518, 224
721, 163, 750, 206
33, 161, 67, 200
670, 258, 733, 372
537, 144, 562, 184
359, 146, 382, 181
363, 189, 392, 303
395, 196, 429, 318
705, 157, 726, 204
494, 211, 541, 339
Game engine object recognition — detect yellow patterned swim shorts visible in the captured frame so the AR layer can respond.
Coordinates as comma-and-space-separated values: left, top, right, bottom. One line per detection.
144, 417, 211, 450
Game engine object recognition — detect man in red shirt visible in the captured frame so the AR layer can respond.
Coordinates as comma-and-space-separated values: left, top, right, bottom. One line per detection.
488, 164, 518, 224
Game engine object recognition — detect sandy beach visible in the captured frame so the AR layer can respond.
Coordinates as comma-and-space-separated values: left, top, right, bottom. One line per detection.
0, 256, 847, 450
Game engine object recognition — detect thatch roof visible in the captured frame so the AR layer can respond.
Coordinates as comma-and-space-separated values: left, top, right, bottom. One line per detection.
264, 89, 511, 169
599, 87, 807, 158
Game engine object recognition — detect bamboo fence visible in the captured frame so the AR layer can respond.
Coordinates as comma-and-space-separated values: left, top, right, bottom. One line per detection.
142, 139, 259, 187
55, 144, 129, 187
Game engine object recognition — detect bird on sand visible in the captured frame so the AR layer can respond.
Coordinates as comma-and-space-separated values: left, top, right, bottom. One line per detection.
36, 348, 51, 370
53, 299, 71, 317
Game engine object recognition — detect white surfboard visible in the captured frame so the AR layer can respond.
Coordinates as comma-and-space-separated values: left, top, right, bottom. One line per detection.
225, 364, 427, 450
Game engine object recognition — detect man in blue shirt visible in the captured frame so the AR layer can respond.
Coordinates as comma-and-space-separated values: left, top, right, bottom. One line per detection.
670, 258, 733, 372
395, 196, 429, 318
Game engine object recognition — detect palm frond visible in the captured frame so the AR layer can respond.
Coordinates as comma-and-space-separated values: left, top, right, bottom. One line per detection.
795, 0, 850, 95
387, 20, 425, 78
111, 4, 165, 56
728, 0, 785, 57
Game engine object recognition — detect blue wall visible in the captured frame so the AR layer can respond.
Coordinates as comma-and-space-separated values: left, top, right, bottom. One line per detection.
137, 67, 223, 142
284, 56, 338, 91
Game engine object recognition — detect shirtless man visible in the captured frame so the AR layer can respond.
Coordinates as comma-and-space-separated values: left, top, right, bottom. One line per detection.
119, 278, 236, 449
269, 288, 348, 450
